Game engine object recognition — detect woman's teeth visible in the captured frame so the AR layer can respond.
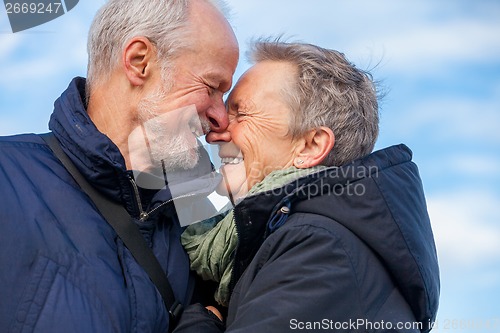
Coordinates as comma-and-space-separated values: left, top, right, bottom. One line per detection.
221, 157, 244, 165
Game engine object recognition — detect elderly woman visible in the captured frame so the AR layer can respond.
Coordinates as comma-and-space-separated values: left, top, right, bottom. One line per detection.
175, 41, 439, 333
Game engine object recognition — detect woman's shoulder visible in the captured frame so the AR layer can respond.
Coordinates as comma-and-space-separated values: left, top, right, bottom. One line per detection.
261, 211, 375, 273
275, 211, 345, 238
260, 211, 352, 261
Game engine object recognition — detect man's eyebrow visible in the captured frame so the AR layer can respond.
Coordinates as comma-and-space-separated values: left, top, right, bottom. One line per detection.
204, 73, 220, 83
206, 73, 231, 91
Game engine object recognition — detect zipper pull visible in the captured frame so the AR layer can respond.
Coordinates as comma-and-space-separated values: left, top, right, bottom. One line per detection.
139, 212, 149, 221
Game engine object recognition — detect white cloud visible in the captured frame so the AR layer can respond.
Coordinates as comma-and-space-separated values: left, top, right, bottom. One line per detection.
387, 96, 500, 144
448, 154, 500, 177
0, 4, 93, 91
0, 33, 24, 63
232, 0, 500, 75
428, 189, 500, 267
419, 153, 500, 185
348, 19, 500, 74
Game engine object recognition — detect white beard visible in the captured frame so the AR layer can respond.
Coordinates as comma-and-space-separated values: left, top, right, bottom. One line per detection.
134, 86, 209, 173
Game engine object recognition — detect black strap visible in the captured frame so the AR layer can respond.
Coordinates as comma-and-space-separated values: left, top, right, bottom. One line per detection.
40, 133, 183, 327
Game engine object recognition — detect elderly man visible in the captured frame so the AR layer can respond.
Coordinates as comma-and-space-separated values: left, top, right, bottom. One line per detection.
0, 0, 238, 332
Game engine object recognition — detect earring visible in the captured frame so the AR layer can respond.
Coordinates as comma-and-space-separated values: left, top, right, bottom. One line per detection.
296, 159, 304, 165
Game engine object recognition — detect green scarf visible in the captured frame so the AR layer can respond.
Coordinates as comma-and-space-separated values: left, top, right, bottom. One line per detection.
181, 166, 326, 306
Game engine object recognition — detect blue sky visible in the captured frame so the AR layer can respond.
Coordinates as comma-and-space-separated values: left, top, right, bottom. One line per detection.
1, 0, 499, 331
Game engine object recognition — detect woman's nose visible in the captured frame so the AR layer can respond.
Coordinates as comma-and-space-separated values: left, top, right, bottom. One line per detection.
206, 130, 231, 143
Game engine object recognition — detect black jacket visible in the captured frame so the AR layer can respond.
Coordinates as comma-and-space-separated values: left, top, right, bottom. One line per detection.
174, 144, 440, 332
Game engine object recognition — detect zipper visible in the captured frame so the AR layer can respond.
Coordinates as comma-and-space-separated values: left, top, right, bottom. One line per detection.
128, 175, 197, 222
145, 192, 196, 221
128, 176, 149, 221
228, 209, 242, 294
227, 200, 291, 295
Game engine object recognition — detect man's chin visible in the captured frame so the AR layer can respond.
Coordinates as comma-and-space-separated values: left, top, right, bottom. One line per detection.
159, 151, 200, 172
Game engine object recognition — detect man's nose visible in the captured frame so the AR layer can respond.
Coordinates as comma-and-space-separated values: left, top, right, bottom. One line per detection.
206, 98, 229, 133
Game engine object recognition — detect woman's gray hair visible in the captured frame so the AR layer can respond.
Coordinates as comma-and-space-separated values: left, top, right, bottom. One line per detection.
86, 0, 228, 92
249, 40, 380, 166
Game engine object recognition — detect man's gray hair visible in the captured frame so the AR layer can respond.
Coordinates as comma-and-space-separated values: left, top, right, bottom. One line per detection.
86, 0, 228, 92
249, 40, 380, 166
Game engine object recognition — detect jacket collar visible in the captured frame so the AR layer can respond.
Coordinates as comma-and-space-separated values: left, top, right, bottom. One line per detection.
49, 77, 131, 204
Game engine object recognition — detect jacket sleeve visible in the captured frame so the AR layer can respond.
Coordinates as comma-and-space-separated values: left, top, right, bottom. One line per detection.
172, 303, 225, 333
225, 214, 363, 332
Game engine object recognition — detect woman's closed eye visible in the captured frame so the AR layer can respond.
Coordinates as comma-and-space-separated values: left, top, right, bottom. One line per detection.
236, 111, 247, 118
229, 109, 249, 123
228, 99, 253, 122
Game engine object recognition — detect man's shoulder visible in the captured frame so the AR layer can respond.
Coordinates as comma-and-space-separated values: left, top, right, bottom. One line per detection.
0, 133, 53, 177
0, 133, 44, 145
0, 133, 49, 155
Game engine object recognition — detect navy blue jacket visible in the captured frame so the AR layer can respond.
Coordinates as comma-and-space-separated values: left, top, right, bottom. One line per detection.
174, 145, 440, 332
0, 78, 207, 332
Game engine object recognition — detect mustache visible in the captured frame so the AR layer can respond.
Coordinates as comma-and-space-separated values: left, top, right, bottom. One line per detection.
191, 116, 211, 134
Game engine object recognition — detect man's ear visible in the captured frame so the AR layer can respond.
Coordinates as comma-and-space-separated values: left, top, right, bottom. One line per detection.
122, 37, 155, 86
294, 127, 335, 168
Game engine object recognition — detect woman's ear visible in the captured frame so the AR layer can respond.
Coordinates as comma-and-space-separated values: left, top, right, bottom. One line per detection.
122, 37, 155, 87
293, 127, 335, 168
